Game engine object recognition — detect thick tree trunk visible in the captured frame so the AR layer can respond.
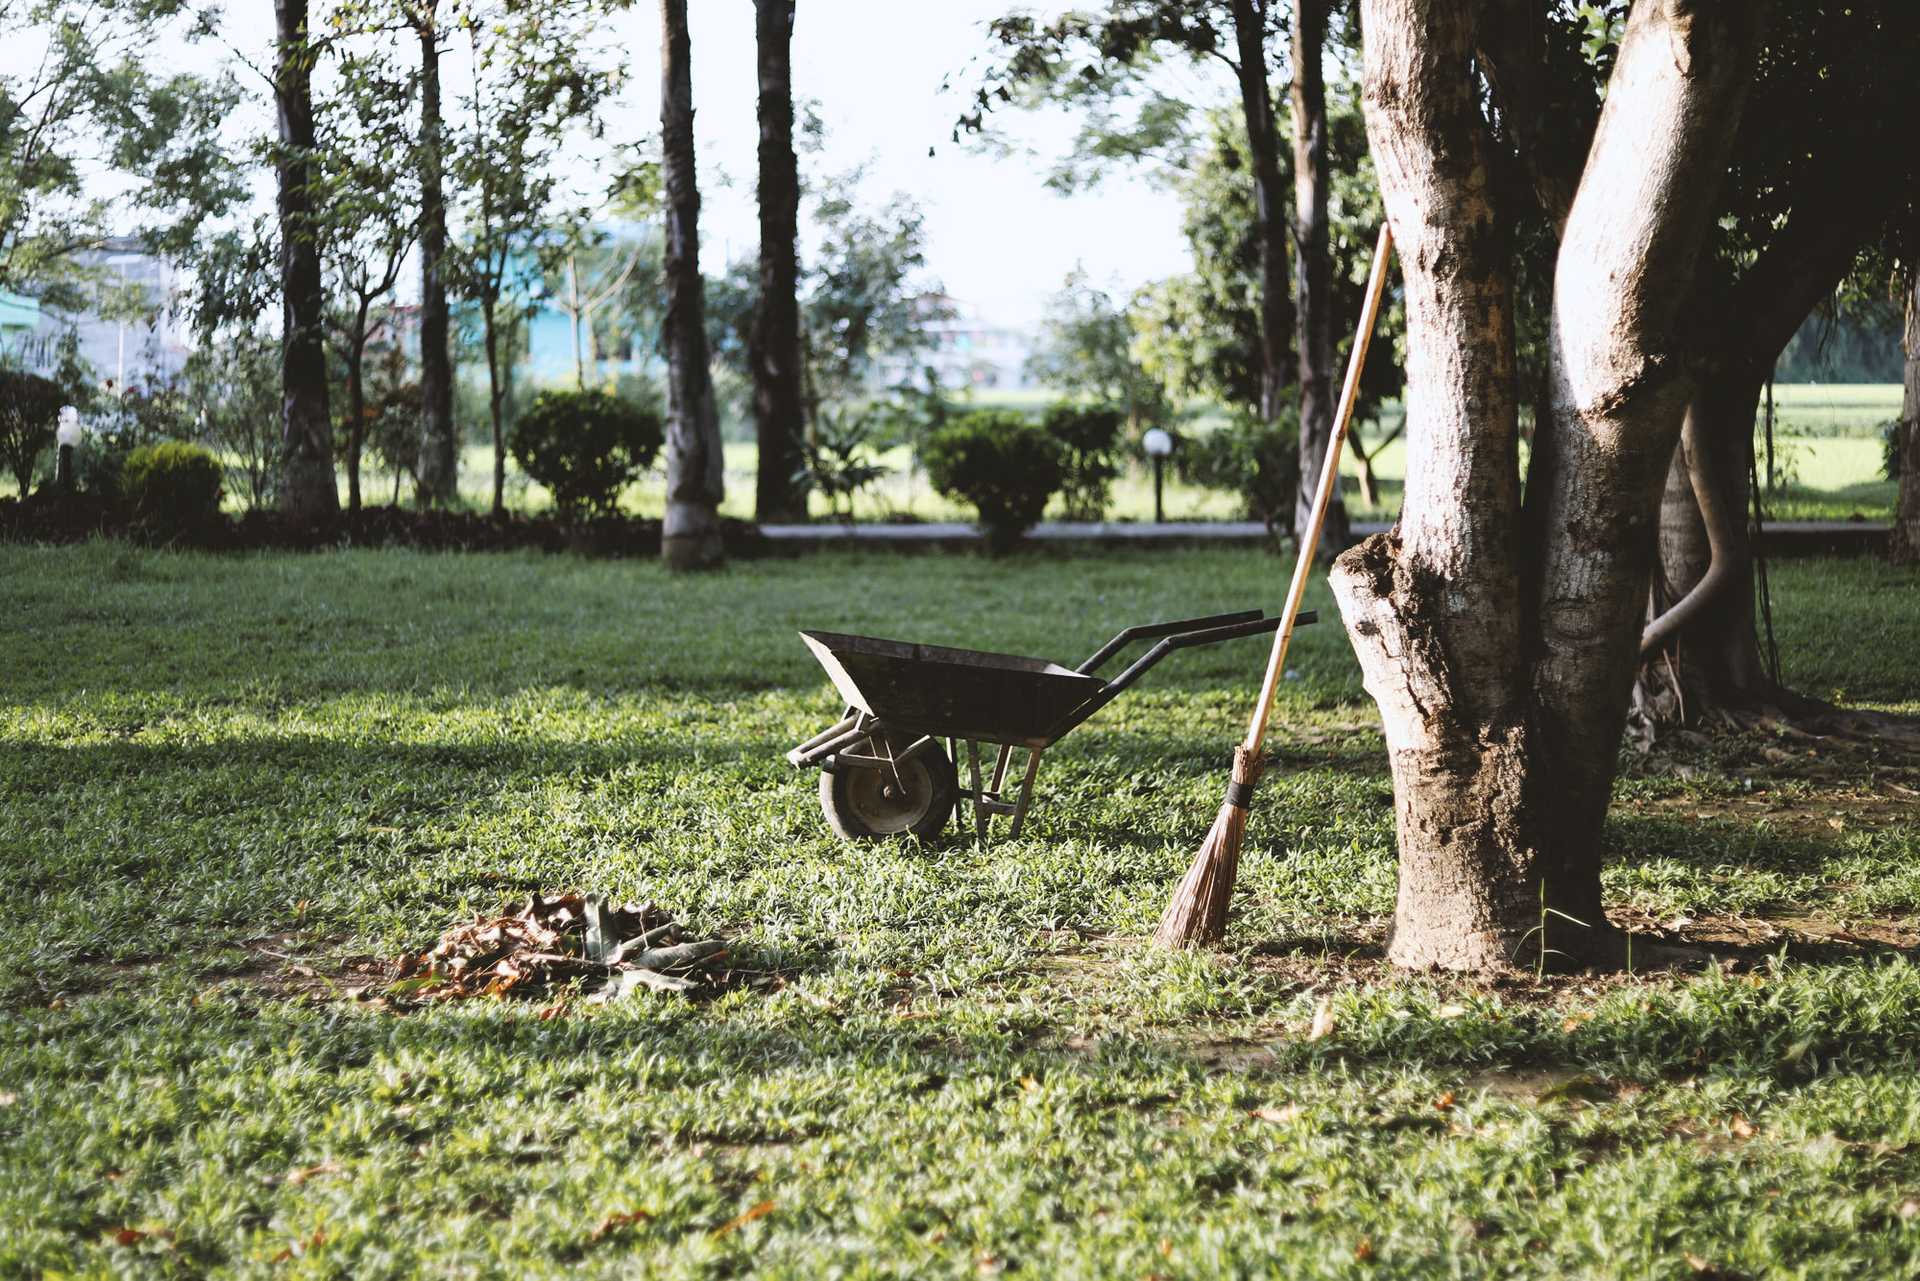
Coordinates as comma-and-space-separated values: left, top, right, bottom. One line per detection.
415, 5, 457, 508
659, 0, 725, 569
1227, 0, 1294, 430
752, 0, 806, 524
1289, 0, 1347, 551
1335, 0, 1759, 972
273, 0, 338, 522
1895, 276, 1920, 563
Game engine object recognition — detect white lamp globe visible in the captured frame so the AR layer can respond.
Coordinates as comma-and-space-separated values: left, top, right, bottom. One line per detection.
1142, 427, 1173, 458
56, 406, 82, 448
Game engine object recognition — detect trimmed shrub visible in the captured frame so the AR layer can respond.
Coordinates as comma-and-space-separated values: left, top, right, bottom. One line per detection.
122, 441, 224, 527
0, 367, 65, 494
509, 389, 663, 517
1042, 403, 1124, 521
1178, 407, 1302, 537
920, 411, 1065, 553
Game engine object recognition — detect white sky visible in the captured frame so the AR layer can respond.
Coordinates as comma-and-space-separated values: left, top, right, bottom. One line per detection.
183, 0, 1204, 329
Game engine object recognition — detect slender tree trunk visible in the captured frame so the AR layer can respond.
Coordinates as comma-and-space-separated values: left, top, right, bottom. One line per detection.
1333, 0, 1759, 971
659, 0, 725, 569
1289, 0, 1346, 551
1894, 275, 1920, 563
753, 0, 806, 523
483, 293, 506, 517
415, 3, 457, 507
273, 0, 338, 522
1227, 0, 1294, 429
346, 322, 368, 515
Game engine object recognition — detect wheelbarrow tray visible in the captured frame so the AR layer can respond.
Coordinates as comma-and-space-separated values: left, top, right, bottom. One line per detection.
799, 629, 1103, 747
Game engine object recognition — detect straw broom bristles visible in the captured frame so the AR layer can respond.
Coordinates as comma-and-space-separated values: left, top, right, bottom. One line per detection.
1154, 745, 1259, 948
1153, 224, 1395, 951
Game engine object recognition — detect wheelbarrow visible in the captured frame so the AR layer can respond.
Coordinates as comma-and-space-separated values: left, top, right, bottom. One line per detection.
786, 608, 1316, 840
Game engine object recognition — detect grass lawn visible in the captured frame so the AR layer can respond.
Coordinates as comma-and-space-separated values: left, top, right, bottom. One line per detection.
4, 544, 1920, 1277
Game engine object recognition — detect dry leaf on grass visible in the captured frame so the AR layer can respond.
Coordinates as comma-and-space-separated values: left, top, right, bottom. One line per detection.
711, 1199, 775, 1238
1307, 997, 1336, 1042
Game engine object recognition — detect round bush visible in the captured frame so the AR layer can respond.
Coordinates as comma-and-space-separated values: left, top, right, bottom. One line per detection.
509, 389, 663, 518
121, 441, 224, 526
1178, 408, 1301, 534
1042, 403, 1124, 521
920, 412, 1066, 553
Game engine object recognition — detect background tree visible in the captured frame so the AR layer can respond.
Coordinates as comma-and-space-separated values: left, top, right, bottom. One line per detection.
317, 45, 416, 514
0, 0, 243, 296
273, 0, 338, 521
1288, 0, 1342, 547
451, 0, 621, 517
752, 0, 806, 522
1025, 269, 1167, 432
658, 0, 724, 569
407, 0, 457, 506
1328, 0, 1762, 971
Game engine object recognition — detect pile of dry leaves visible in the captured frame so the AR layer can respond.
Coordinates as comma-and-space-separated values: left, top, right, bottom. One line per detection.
389, 895, 732, 1003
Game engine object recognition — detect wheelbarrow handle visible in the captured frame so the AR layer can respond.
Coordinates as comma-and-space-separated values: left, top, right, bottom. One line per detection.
1049, 609, 1319, 740
1075, 609, 1265, 674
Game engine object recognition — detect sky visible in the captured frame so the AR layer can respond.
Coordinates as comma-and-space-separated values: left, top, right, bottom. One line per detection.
190, 0, 1205, 330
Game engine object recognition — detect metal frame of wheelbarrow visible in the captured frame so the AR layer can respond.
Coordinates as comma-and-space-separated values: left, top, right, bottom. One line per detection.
787, 607, 1317, 838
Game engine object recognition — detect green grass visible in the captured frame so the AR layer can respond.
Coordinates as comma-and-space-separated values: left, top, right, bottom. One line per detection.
3, 545, 1919, 1277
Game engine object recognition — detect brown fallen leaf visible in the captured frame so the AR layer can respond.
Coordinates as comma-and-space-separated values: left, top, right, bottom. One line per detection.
1729, 1115, 1757, 1139
1897, 1199, 1920, 1221
1307, 997, 1336, 1042
712, 1199, 775, 1238
1354, 1236, 1375, 1262
285, 1162, 340, 1186
1251, 1104, 1301, 1124
1433, 1091, 1456, 1112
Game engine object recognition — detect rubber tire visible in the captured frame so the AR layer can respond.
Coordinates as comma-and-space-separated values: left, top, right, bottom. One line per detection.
819, 742, 958, 840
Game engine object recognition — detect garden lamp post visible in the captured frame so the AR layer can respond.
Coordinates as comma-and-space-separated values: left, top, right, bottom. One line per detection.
55, 406, 80, 493
1143, 427, 1173, 524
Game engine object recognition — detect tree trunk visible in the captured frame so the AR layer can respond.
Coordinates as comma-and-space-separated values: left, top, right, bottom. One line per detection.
415, 4, 457, 508
1333, 0, 1759, 972
1289, 0, 1347, 551
273, 0, 338, 522
659, 0, 725, 569
1895, 275, 1920, 563
346, 324, 368, 515
752, 0, 806, 524
483, 293, 506, 518
1227, 0, 1294, 430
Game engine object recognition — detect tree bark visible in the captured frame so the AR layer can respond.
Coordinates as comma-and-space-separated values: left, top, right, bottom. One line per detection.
752, 0, 806, 523
1289, 0, 1346, 551
482, 293, 506, 517
1227, 0, 1294, 431
1333, 0, 1760, 972
273, 0, 338, 522
414, 3, 457, 507
346, 321, 368, 515
659, 0, 725, 569
1894, 275, 1920, 563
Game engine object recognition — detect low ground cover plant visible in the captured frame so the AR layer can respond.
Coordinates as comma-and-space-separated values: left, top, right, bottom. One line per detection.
120, 440, 223, 528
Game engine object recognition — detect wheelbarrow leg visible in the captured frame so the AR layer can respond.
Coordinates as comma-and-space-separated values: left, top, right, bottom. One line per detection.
1008, 749, 1044, 839
990, 744, 1013, 795
967, 740, 986, 838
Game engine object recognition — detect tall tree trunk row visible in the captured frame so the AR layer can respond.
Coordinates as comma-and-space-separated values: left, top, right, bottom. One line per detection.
659, 0, 726, 569
1894, 274, 1920, 563
752, 0, 807, 523
273, 0, 338, 523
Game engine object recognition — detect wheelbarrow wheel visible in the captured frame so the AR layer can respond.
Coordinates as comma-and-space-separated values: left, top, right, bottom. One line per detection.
819, 743, 957, 840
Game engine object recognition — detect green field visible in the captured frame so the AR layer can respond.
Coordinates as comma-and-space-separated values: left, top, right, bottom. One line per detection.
4, 545, 1920, 1276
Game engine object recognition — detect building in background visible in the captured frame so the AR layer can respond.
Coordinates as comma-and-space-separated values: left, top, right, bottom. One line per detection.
870, 294, 1036, 393
4, 238, 190, 388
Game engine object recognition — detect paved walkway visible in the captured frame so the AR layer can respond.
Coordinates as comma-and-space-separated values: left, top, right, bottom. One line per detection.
760, 518, 1889, 553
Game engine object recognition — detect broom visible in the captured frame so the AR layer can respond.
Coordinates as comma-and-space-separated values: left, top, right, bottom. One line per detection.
1154, 224, 1395, 949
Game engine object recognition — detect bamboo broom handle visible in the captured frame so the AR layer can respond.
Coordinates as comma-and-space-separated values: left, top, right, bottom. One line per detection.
1242, 224, 1395, 755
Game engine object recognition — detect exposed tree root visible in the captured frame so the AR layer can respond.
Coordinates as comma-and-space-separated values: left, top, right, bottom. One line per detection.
1629, 666, 1920, 754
